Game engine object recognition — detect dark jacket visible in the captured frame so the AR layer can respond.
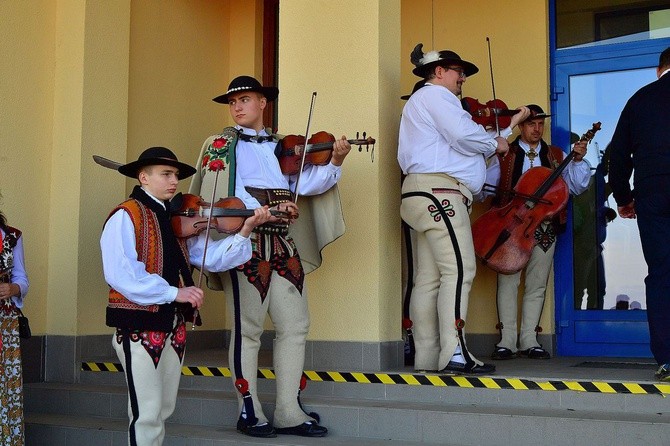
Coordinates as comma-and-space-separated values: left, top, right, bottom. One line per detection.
609, 72, 670, 205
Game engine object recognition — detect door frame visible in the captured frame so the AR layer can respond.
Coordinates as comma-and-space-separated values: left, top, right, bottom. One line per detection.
549, 2, 670, 356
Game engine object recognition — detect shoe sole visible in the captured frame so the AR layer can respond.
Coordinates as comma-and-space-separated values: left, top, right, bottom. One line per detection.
441, 368, 496, 375
491, 354, 517, 360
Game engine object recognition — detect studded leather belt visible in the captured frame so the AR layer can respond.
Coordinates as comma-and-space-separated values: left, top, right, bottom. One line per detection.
245, 187, 291, 235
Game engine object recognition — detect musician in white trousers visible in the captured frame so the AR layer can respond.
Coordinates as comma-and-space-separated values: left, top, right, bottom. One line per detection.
483, 105, 590, 360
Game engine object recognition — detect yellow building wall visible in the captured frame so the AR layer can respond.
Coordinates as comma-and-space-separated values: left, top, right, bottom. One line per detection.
124, 0, 239, 331
1, 0, 552, 341
401, 0, 553, 336
277, 0, 402, 341
0, 0, 57, 335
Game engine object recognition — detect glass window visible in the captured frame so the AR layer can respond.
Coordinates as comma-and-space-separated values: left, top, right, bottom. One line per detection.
556, 1, 670, 49
570, 68, 658, 311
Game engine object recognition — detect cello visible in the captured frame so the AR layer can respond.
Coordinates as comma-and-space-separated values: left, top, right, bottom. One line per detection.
471, 122, 601, 274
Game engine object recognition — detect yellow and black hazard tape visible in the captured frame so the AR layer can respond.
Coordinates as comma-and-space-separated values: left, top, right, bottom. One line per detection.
81, 362, 670, 396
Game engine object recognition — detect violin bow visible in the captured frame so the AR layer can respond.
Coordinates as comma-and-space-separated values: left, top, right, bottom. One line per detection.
191, 166, 224, 330
292, 91, 317, 206
486, 37, 501, 136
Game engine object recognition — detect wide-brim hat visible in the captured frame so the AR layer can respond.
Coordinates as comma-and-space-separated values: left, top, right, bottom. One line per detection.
524, 104, 552, 122
118, 146, 196, 180
212, 75, 279, 104
401, 80, 426, 100
410, 43, 479, 78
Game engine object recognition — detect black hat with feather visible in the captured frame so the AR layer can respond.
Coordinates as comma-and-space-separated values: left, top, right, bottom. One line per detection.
410, 43, 479, 79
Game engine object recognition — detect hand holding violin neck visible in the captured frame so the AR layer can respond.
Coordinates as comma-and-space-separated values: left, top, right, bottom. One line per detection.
278, 131, 375, 175
264, 202, 298, 224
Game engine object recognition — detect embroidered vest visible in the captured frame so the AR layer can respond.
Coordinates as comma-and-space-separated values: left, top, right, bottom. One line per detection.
0, 226, 21, 275
1, 226, 21, 313
105, 197, 191, 331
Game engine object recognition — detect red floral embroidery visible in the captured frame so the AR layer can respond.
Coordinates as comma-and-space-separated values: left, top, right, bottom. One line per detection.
212, 137, 227, 149
209, 159, 225, 171
201, 132, 232, 172
238, 234, 304, 301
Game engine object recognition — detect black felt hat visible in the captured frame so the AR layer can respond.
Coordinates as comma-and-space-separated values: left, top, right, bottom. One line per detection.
212, 75, 279, 104
118, 147, 196, 180
410, 43, 479, 78
401, 80, 426, 100
524, 104, 552, 122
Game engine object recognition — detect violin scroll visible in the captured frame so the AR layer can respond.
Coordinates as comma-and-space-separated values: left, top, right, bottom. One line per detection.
278, 131, 376, 175
355, 131, 376, 152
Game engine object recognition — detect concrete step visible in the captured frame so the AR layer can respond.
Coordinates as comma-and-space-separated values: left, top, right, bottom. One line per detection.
25, 412, 427, 446
76, 361, 670, 415
24, 381, 670, 446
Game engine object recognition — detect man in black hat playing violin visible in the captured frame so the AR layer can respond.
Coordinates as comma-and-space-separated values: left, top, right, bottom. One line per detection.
190, 76, 351, 438
482, 105, 590, 360
101, 146, 270, 445
398, 43, 530, 375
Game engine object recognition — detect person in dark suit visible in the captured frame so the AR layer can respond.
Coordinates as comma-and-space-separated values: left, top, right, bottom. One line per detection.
609, 47, 670, 381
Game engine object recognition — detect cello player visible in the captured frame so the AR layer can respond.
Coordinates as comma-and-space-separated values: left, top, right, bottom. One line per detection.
482, 105, 590, 360
398, 43, 529, 374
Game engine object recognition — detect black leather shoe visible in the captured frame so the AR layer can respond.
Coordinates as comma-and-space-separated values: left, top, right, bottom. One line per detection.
519, 346, 551, 360
491, 347, 517, 360
276, 422, 328, 437
236, 418, 277, 438
441, 361, 496, 375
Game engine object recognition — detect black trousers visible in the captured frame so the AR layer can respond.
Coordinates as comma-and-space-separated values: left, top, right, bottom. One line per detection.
635, 175, 670, 364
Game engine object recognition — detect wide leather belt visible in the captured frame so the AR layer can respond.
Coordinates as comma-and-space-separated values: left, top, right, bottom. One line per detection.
245, 187, 291, 235
245, 187, 292, 206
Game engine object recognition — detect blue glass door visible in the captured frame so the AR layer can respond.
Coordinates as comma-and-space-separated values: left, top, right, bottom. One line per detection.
552, 39, 670, 357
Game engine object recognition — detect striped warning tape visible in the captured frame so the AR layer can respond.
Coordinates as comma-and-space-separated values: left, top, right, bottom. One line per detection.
81, 362, 670, 396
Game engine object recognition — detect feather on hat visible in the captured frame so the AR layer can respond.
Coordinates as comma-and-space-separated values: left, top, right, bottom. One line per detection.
410, 43, 479, 78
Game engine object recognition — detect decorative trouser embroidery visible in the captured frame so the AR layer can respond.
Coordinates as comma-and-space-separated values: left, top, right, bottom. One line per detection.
115, 314, 187, 367
237, 232, 304, 301
113, 318, 185, 446
0, 304, 23, 446
534, 222, 556, 252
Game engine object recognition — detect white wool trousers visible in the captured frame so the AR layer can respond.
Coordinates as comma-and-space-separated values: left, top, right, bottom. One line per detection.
224, 269, 313, 429
400, 173, 482, 371
112, 329, 183, 446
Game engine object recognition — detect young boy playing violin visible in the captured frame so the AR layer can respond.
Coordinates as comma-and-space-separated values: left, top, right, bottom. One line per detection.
189, 75, 351, 438
101, 146, 270, 446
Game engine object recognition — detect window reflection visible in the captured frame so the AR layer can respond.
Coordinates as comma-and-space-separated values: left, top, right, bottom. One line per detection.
570, 68, 657, 310
556, 1, 670, 49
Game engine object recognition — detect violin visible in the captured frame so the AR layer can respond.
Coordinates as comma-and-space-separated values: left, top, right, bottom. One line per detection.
278, 131, 375, 175
471, 122, 601, 274
170, 193, 287, 238
462, 97, 521, 130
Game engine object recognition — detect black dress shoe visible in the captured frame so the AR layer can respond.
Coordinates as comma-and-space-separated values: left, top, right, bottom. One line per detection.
276, 422, 328, 437
491, 347, 517, 360
236, 418, 277, 438
518, 346, 551, 360
441, 360, 496, 375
